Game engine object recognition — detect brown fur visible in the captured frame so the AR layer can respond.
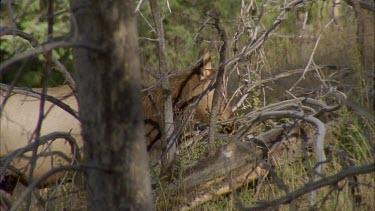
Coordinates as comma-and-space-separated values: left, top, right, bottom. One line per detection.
0, 50, 232, 186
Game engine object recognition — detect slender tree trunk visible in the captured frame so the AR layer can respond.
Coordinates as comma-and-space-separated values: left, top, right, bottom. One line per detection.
70, 0, 153, 210
208, 15, 228, 152
344, 0, 366, 68
149, 0, 176, 174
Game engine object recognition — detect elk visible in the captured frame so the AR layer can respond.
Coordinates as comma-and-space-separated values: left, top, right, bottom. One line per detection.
143, 49, 232, 150
0, 49, 232, 187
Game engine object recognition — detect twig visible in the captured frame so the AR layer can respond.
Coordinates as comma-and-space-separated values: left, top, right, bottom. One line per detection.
289, 19, 334, 91
247, 97, 328, 116
26, 9, 55, 207
134, 0, 145, 13
193, 17, 212, 41
225, 0, 305, 68
233, 68, 310, 111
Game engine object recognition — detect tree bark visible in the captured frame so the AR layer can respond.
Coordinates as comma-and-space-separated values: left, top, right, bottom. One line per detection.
70, 0, 153, 210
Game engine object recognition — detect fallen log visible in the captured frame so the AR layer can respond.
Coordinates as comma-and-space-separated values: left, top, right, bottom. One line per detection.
165, 125, 313, 210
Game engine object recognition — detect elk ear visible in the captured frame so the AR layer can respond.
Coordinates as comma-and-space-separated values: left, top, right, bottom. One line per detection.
199, 49, 213, 80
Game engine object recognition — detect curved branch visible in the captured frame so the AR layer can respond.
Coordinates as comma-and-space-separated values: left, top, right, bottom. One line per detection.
257, 110, 327, 175
0, 132, 81, 183
235, 110, 327, 176
0, 26, 39, 46
0, 83, 79, 120
0, 27, 77, 89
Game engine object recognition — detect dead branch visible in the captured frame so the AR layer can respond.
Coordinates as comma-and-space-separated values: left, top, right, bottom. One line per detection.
344, 0, 375, 12
25, 11, 54, 207
193, 17, 212, 41
24, 3, 58, 206
241, 110, 327, 175
166, 109, 372, 210
359, 1, 375, 12
225, 0, 305, 68
134, 0, 145, 13
0, 40, 101, 74
178, 131, 276, 192
168, 125, 305, 210
289, 19, 334, 91
241, 162, 375, 211
168, 99, 334, 209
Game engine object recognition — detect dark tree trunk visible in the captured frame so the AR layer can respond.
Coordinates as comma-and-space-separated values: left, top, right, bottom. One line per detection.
70, 0, 153, 210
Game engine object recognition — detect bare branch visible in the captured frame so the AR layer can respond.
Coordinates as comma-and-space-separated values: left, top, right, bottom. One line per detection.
260, 111, 327, 174
0, 26, 38, 45
0, 132, 81, 185
0, 27, 77, 89
233, 68, 314, 112
25, 7, 55, 206
0, 39, 101, 74
289, 19, 334, 91
134, 0, 145, 13
344, 0, 375, 12
359, 1, 375, 12
193, 17, 212, 41
242, 162, 375, 210
233, 109, 327, 176
225, 0, 305, 68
